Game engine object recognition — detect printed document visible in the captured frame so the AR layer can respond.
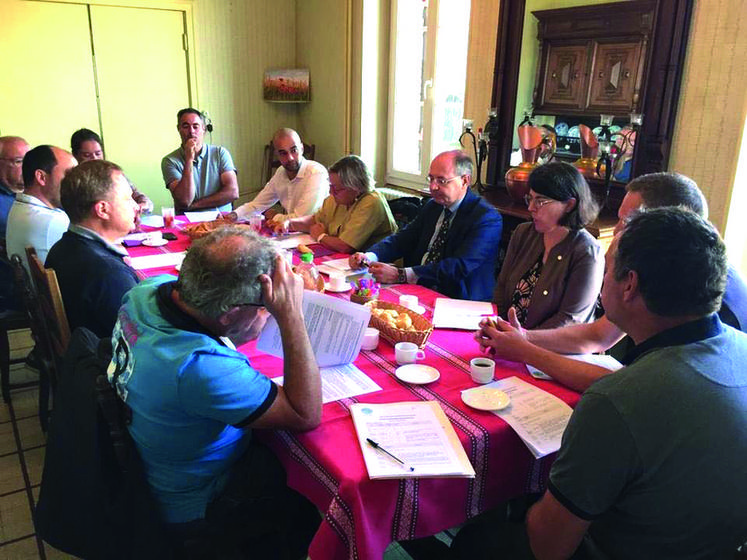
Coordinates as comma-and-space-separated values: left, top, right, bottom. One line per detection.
257, 290, 371, 367
432, 298, 495, 330
316, 257, 366, 278
129, 251, 186, 271
527, 354, 623, 380
351, 401, 475, 479
483, 376, 572, 458
274, 363, 382, 404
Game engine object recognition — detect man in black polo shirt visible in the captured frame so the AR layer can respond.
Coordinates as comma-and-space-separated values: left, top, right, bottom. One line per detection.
47, 160, 139, 338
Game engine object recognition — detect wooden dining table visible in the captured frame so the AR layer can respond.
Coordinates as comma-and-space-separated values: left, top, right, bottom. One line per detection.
127, 220, 581, 560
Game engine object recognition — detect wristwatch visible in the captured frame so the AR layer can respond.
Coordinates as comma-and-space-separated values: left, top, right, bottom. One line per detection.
316, 232, 327, 243
397, 268, 406, 284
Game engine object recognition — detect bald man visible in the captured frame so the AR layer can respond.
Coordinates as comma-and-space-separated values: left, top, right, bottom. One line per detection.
7, 145, 77, 274
233, 128, 328, 224
0, 136, 30, 237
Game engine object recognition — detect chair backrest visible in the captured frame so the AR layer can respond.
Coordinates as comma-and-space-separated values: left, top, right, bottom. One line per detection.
262, 139, 316, 186
25, 247, 71, 360
10, 254, 54, 365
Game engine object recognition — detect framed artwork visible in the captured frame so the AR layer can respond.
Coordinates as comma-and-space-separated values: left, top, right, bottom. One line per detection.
263, 69, 310, 103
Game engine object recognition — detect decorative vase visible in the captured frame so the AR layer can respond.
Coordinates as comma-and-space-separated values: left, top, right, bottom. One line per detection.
573, 124, 601, 180
505, 125, 556, 202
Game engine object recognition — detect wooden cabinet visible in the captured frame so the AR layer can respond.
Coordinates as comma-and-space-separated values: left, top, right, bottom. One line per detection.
532, 1, 655, 116
541, 43, 589, 111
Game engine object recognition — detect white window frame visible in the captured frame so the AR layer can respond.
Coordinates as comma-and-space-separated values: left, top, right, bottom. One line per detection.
385, 0, 468, 190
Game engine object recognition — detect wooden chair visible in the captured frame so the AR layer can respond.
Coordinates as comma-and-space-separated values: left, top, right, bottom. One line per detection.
261, 140, 316, 186
0, 248, 32, 403
25, 247, 70, 430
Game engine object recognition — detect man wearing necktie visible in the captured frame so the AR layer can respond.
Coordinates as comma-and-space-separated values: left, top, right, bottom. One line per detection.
350, 150, 502, 301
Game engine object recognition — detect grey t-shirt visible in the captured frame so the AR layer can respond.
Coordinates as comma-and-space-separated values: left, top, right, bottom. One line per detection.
549, 317, 747, 559
161, 144, 236, 213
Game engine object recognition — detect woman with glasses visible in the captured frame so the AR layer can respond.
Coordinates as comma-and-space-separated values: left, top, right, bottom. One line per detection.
279, 155, 397, 253
493, 161, 603, 329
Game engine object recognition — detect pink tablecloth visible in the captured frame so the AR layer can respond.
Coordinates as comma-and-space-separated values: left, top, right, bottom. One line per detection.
130, 235, 581, 560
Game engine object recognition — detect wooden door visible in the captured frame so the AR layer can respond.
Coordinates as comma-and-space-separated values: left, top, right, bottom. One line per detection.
586, 40, 644, 113
90, 5, 192, 213
0, 1, 99, 147
538, 42, 589, 112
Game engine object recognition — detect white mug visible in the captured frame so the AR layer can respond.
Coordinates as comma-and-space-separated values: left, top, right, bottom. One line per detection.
146, 231, 163, 243
470, 357, 495, 384
328, 274, 348, 291
361, 328, 379, 350
395, 342, 425, 365
399, 294, 419, 311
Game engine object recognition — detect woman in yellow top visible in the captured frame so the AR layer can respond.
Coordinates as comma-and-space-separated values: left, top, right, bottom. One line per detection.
281, 155, 397, 253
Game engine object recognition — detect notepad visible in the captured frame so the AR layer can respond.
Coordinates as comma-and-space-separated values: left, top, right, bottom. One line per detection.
351, 401, 475, 479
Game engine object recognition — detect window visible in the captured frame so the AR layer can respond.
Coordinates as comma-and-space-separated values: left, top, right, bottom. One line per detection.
387, 0, 471, 189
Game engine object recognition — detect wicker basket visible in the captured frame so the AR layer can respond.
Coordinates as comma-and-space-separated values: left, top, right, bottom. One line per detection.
181, 219, 249, 239
365, 300, 433, 348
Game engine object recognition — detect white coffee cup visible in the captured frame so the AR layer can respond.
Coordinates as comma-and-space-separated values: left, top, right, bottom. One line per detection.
470, 357, 495, 384
328, 274, 348, 291
395, 342, 425, 365
361, 328, 379, 350
146, 231, 163, 243
399, 294, 419, 311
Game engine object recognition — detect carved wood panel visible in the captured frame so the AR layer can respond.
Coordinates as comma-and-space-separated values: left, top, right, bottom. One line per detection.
586, 40, 644, 112
540, 43, 589, 111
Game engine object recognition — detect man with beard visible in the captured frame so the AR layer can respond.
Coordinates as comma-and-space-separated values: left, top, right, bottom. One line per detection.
161, 108, 238, 213
232, 128, 328, 225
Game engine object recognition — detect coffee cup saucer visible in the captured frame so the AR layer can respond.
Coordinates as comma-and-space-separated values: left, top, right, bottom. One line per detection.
142, 238, 168, 247
461, 387, 510, 411
395, 364, 440, 384
325, 282, 351, 293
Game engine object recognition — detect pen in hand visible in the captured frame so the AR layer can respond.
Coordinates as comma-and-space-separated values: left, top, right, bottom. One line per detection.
366, 438, 415, 472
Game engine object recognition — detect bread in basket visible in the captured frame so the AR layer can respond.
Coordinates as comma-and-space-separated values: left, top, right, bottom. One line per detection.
365, 300, 433, 348
182, 219, 250, 239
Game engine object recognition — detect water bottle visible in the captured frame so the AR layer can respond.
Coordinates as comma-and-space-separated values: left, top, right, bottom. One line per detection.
295, 252, 324, 292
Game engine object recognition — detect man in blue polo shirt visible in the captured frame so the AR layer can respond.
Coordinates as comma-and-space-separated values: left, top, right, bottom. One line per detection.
110, 227, 321, 556
161, 108, 238, 213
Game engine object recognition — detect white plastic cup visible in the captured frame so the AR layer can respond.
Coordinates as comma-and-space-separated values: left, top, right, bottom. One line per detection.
470, 357, 495, 384
395, 342, 425, 365
399, 294, 419, 311
249, 213, 264, 232
361, 328, 380, 350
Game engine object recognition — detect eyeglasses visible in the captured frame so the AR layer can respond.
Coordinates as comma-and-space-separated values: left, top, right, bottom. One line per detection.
0, 158, 23, 167
426, 175, 461, 187
524, 194, 558, 209
232, 302, 264, 309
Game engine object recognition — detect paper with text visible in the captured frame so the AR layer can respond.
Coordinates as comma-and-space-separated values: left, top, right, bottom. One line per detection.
257, 290, 370, 367
432, 298, 495, 330
184, 210, 220, 223
129, 251, 186, 270
272, 233, 317, 250
527, 353, 623, 380
351, 401, 475, 479
274, 363, 382, 404
481, 376, 572, 458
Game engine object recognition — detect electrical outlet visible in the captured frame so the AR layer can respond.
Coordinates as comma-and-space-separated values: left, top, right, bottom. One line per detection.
462, 119, 474, 133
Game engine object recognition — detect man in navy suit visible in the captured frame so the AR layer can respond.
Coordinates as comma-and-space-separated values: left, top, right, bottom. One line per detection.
350, 150, 502, 301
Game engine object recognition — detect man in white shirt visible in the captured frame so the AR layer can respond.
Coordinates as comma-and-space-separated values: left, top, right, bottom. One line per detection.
7, 145, 77, 274
233, 128, 328, 224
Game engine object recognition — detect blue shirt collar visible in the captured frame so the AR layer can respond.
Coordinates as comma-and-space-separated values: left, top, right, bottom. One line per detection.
622, 314, 724, 365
